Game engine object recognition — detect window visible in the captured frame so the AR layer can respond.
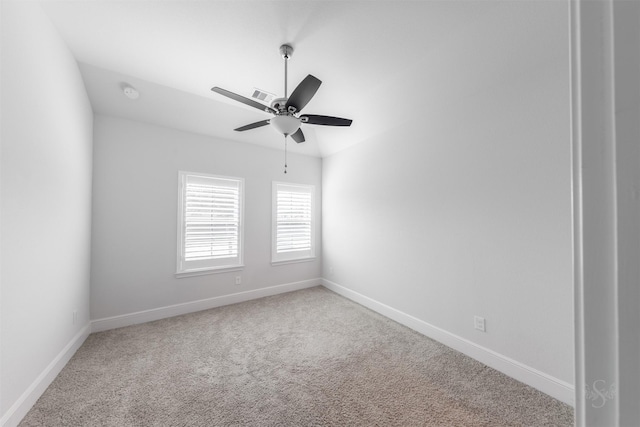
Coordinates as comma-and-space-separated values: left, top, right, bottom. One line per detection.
272, 182, 315, 264
177, 172, 244, 276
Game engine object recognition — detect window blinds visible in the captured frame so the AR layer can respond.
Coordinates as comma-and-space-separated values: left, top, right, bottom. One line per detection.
184, 179, 239, 261
276, 189, 312, 253
273, 183, 314, 262
177, 172, 243, 275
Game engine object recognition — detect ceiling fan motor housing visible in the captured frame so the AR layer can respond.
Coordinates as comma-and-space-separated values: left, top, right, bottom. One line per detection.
271, 97, 289, 112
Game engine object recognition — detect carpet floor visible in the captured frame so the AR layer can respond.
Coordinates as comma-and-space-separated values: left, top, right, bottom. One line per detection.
20, 286, 573, 426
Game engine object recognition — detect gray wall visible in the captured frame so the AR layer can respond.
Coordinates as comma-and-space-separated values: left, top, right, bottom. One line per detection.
1, 1, 93, 421
90, 115, 322, 320
322, 0, 573, 387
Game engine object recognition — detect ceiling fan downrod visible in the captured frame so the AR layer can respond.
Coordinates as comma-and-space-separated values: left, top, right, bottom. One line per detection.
280, 44, 293, 99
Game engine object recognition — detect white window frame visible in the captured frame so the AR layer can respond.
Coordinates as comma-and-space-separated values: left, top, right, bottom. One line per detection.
176, 171, 244, 277
272, 182, 316, 265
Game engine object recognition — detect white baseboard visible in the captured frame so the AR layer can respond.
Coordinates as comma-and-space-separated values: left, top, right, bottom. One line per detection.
1, 324, 91, 427
91, 278, 321, 332
321, 279, 575, 406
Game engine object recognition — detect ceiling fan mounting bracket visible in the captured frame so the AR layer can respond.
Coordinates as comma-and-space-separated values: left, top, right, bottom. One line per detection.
279, 44, 293, 59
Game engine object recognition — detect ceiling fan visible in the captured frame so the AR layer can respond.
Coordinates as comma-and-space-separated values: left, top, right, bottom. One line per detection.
211, 44, 353, 144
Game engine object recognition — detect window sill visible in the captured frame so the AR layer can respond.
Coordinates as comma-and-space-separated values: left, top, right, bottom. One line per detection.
271, 257, 316, 267
175, 265, 244, 279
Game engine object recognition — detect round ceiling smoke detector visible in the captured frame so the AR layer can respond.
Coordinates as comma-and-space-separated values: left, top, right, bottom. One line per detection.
122, 84, 139, 100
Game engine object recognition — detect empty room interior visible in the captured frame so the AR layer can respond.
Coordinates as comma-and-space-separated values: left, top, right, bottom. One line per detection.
2, 1, 638, 426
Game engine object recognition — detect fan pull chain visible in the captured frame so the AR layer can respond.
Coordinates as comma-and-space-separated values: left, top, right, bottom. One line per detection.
284, 135, 288, 174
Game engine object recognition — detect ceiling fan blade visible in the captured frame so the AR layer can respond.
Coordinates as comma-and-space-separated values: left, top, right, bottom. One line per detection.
300, 114, 353, 127
291, 128, 305, 143
285, 75, 322, 113
234, 120, 270, 132
211, 87, 276, 114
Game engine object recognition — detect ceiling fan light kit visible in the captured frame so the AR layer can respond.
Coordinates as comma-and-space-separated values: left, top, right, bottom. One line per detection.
211, 43, 353, 172
270, 114, 301, 136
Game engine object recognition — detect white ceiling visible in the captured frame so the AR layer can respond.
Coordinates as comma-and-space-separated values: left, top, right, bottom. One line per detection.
40, 0, 561, 157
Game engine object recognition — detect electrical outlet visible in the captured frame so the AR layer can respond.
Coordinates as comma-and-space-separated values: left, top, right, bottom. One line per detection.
73, 310, 78, 325
235, 276, 242, 285
474, 316, 486, 332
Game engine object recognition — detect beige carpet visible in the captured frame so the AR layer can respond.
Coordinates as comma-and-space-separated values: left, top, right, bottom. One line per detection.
20, 286, 573, 426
